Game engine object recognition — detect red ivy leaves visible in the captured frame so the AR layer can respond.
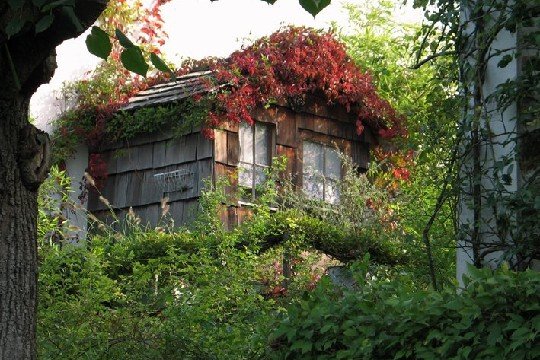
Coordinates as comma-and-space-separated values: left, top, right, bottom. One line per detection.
87, 153, 108, 190
58, 26, 408, 186
205, 26, 405, 138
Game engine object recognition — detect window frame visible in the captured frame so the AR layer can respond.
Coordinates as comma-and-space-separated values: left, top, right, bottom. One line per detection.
301, 140, 342, 204
238, 121, 274, 199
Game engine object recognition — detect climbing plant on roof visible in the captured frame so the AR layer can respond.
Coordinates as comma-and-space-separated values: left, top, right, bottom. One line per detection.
207, 26, 405, 139
53, 26, 405, 161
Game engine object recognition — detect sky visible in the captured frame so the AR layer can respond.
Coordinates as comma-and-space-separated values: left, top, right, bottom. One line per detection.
30, 0, 423, 133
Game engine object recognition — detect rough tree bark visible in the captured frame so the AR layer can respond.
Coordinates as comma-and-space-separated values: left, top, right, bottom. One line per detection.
0, 96, 43, 359
0, 2, 107, 358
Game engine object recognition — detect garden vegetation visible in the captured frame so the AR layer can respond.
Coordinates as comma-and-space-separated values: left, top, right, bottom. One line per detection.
35, 0, 539, 359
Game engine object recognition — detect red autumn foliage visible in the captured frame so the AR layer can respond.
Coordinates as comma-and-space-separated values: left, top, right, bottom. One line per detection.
87, 153, 108, 190
57, 26, 408, 186
206, 26, 405, 138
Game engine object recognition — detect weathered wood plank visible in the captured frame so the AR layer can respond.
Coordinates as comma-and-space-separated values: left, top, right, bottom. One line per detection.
113, 173, 130, 208
227, 131, 240, 165
218, 205, 232, 230
136, 144, 154, 169
276, 145, 296, 178
197, 133, 213, 160
140, 171, 163, 207
164, 136, 187, 165
126, 171, 144, 206
198, 158, 214, 194
227, 206, 238, 230
214, 162, 237, 200
219, 120, 239, 132
180, 134, 199, 163
115, 148, 136, 173
164, 162, 198, 202
236, 206, 252, 225
352, 142, 369, 170
273, 112, 295, 147
124, 127, 175, 147
103, 151, 118, 175
87, 172, 117, 212
313, 115, 329, 134
137, 204, 160, 228
168, 201, 184, 226
153, 141, 167, 168
214, 129, 228, 164
252, 107, 280, 124
298, 114, 315, 132
182, 200, 199, 226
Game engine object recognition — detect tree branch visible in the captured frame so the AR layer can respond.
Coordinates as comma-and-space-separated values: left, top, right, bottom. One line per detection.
411, 50, 457, 69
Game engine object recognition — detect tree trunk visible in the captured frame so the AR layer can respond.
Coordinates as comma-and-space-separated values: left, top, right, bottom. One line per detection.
0, 2, 107, 358
0, 95, 44, 360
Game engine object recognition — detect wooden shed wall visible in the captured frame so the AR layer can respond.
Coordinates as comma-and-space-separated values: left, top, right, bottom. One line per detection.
88, 127, 213, 228
88, 100, 375, 230
214, 102, 374, 229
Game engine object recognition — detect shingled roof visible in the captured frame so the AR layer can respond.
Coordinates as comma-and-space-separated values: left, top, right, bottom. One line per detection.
121, 70, 214, 111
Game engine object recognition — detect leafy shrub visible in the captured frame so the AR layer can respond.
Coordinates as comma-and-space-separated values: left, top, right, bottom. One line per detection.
38, 226, 276, 359
238, 209, 404, 265
269, 264, 540, 359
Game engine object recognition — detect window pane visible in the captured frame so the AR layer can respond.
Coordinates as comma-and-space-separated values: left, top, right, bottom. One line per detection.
239, 123, 253, 163
325, 179, 340, 204
255, 124, 269, 165
303, 174, 324, 200
254, 165, 267, 185
325, 147, 341, 180
238, 162, 253, 187
303, 141, 323, 175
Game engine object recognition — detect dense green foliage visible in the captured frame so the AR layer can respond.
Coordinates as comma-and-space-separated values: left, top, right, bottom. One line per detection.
340, 1, 459, 286
37, 163, 398, 359
36, 144, 425, 358
38, 161, 539, 359
270, 263, 540, 359
36, 2, 538, 359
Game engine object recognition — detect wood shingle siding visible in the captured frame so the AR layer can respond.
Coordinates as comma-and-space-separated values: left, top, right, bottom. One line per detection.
88, 124, 214, 227
87, 73, 377, 230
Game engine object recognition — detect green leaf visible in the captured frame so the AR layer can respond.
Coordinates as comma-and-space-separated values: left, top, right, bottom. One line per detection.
8, 0, 24, 10
497, 54, 513, 68
150, 53, 174, 75
41, 0, 73, 12
32, 0, 48, 7
121, 47, 149, 77
299, 0, 331, 17
5, 18, 25, 39
115, 28, 135, 48
261, 0, 278, 4
35, 14, 54, 34
85, 26, 112, 60
62, 6, 83, 32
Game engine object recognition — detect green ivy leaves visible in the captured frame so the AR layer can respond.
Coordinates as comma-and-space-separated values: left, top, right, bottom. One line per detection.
299, 0, 331, 17
85, 27, 172, 78
81, 0, 332, 76
115, 28, 135, 48
85, 26, 112, 60
120, 47, 149, 77
34, 14, 54, 34
260, 0, 331, 16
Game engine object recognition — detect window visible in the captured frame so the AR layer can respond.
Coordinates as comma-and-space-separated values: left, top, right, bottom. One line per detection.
238, 122, 272, 194
302, 141, 341, 204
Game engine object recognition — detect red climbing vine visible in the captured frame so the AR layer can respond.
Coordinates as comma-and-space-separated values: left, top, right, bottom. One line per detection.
54, 26, 406, 188
206, 26, 405, 139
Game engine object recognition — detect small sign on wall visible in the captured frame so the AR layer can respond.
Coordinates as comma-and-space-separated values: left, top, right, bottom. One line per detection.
153, 169, 194, 194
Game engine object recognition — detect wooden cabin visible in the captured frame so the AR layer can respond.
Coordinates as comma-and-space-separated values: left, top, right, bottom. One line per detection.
87, 71, 377, 229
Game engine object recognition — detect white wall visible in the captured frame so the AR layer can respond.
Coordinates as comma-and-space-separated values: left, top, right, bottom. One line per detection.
456, 13, 520, 285
63, 144, 89, 241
